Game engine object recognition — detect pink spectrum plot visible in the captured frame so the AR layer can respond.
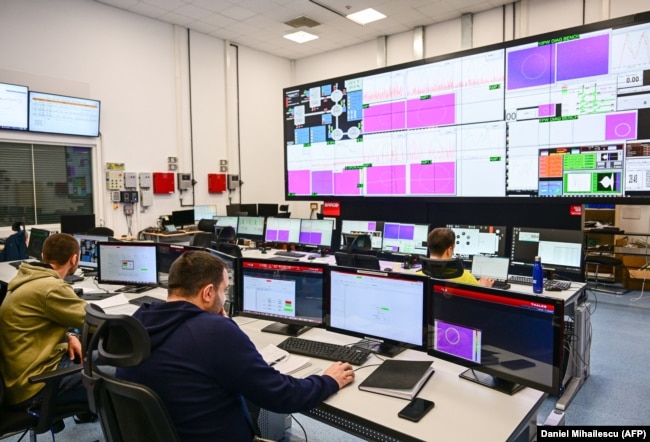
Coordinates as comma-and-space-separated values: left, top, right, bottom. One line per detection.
288, 170, 311, 195
334, 169, 361, 195
366, 165, 406, 195
407, 93, 456, 128
410, 162, 456, 194
363, 101, 406, 133
538, 103, 556, 118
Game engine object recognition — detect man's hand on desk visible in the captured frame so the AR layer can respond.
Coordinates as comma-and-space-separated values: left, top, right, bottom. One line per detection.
323, 361, 355, 389
478, 276, 495, 287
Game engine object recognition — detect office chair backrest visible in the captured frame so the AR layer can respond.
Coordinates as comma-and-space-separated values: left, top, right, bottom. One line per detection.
0, 229, 28, 262
215, 225, 236, 242
216, 242, 243, 258
419, 257, 465, 279
197, 218, 217, 233
349, 234, 372, 252
191, 232, 216, 249
82, 304, 181, 442
353, 254, 381, 271
87, 226, 115, 237
334, 251, 355, 267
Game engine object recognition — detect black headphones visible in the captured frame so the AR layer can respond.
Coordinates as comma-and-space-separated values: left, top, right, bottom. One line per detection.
11, 221, 25, 232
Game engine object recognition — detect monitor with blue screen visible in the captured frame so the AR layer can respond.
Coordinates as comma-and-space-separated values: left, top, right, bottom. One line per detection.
381, 222, 429, 255
74, 233, 110, 270
298, 219, 334, 247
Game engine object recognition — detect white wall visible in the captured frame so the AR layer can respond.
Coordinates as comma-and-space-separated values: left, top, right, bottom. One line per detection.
0, 0, 648, 235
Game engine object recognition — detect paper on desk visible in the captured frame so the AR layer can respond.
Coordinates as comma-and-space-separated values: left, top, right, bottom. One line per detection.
260, 344, 311, 376
88, 293, 130, 309
103, 303, 139, 316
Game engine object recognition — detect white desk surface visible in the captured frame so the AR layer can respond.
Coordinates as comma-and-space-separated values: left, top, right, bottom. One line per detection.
237, 317, 545, 442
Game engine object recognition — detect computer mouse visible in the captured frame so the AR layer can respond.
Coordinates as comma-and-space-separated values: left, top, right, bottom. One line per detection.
545, 286, 562, 292
308, 255, 316, 260
383, 268, 393, 272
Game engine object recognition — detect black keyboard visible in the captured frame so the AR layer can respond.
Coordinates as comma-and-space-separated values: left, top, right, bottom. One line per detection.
116, 285, 155, 294
9, 260, 38, 269
274, 251, 306, 258
491, 281, 511, 290
277, 337, 371, 366
64, 274, 85, 284
508, 275, 571, 291
128, 295, 164, 306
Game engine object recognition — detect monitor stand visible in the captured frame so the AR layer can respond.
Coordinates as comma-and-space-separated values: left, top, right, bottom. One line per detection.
352, 340, 405, 357
459, 369, 525, 395
261, 322, 311, 337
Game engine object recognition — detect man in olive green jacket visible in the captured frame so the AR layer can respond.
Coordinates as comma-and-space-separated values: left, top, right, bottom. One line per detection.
0, 233, 87, 409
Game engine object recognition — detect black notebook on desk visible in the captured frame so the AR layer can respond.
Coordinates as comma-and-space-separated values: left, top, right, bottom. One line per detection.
358, 360, 434, 400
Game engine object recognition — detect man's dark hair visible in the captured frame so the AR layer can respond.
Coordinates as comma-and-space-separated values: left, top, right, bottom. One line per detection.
167, 251, 226, 298
427, 227, 456, 256
41, 233, 80, 265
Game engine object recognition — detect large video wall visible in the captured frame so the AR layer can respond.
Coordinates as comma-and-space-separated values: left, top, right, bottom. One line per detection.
283, 13, 650, 201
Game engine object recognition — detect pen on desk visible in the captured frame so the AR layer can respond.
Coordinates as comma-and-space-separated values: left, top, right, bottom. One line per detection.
269, 355, 287, 366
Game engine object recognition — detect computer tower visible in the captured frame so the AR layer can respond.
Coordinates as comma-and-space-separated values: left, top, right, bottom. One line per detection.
256, 409, 291, 441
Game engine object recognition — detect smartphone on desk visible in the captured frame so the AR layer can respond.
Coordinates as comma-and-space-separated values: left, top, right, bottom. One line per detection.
398, 398, 434, 422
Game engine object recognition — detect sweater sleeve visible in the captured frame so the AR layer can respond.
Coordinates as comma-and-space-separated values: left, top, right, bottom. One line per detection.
43, 283, 87, 329
210, 320, 339, 413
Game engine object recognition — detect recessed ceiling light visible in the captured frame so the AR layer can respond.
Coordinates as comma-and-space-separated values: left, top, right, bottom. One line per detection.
283, 31, 319, 43
346, 8, 386, 25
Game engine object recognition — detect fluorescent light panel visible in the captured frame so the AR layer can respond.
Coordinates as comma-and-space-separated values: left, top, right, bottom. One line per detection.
346, 8, 386, 25
283, 30, 319, 43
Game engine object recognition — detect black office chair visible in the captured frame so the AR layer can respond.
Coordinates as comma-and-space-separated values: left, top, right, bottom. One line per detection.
86, 226, 115, 237
420, 257, 465, 279
215, 226, 237, 242
190, 232, 216, 249
353, 254, 381, 270
276, 205, 291, 218
0, 360, 88, 441
584, 254, 626, 295
81, 304, 181, 442
197, 218, 217, 233
215, 242, 243, 258
334, 251, 356, 267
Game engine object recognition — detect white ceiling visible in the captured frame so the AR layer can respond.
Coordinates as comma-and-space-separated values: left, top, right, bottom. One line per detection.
95, 0, 514, 60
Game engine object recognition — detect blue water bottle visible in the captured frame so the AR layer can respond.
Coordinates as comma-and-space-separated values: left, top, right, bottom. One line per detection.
532, 256, 544, 293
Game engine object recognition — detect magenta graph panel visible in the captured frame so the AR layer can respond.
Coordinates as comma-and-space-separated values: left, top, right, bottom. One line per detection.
605, 111, 637, 140
288, 170, 310, 195
407, 94, 456, 128
366, 165, 406, 195
334, 169, 361, 195
410, 162, 456, 194
363, 101, 406, 133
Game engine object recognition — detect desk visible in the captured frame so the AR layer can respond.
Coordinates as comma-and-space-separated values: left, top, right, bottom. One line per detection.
140, 230, 201, 243
237, 317, 544, 442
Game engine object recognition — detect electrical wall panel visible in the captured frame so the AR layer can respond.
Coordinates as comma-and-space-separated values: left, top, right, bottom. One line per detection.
124, 172, 137, 188
106, 171, 123, 190
139, 172, 153, 188
208, 173, 227, 193
153, 172, 175, 194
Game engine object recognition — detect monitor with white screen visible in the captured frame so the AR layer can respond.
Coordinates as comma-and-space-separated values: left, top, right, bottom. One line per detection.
0, 82, 28, 131
510, 227, 584, 275
29, 91, 100, 137
327, 266, 429, 356
264, 218, 301, 244
97, 242, 158, 287
214, 216, 239, 233
381, 222, 429, 255
237, 216, 265, 239
235, 258, 327, 336
340, 219, 384, 250
446, 224, 507, 258
194, 205, 217, 221
298, 219, 334, 247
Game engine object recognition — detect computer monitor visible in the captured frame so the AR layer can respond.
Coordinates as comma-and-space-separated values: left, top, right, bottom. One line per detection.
235, 258, 328, 336
156, 243, 201, 276
206, 248, 238, 315
428, 279, 564, 395
171, 209, 195, 229
510, 227, 584, 275
239, 204, 258, 217
60, 214, 95, 234
340, 220, 384, 250
97, 242, 158, 287
214, 216, 239, 233
226, 204, 242, 216
193, 205, 217, 221
74, 234, 110, 270
381, 222, 429, 255
264, 218, 301, 244
257, 203, 279, 217
446, 224, 507, 259
27, 228, 50, 259
237, 216, 265, 240
327, 267, 429, 357
298, 219, 334, 247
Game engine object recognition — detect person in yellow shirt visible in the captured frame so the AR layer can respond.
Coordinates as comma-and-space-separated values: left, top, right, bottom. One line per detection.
427, 227, 494, 287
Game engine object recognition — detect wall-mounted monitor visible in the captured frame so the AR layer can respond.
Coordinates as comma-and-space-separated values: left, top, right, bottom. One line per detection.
235, 258, 328, 336
28, 91, 100, 137
428, 279, 564, 395
283, 13, 650, 202
194, 205, 217, 221
340, 219, 384, 250
97, 242, 158, 287
298, 219, 334, 247
0, 82, 28, 131
446, 224, 507, 259
264, 218, 301, 243
60, 213, 95, 234
381, 222, 429, 255
327, 267, 429, 356
510, 226, 584, 275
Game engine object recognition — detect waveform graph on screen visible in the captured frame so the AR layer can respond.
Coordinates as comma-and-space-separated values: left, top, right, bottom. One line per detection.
365, 165, 406, 195
507, 44, 555, 90
362, 71, 406, 104
406, 93, 456, 129
409, 162, 455, 195
610, 23, 650, 72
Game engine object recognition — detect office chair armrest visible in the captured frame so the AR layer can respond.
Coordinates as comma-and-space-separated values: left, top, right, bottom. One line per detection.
28, 364, 82, 385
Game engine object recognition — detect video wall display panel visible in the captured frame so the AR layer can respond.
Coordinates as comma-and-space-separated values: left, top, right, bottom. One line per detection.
283, 14, 650, 201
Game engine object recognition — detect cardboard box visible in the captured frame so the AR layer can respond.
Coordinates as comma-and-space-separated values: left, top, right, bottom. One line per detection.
627, 269, 650, 291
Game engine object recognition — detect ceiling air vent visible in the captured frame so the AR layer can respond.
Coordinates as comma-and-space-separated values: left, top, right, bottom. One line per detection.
284, 16, 321, 28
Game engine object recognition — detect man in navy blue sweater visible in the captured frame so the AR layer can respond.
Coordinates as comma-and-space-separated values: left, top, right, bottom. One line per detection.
117, 251, 355, 441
